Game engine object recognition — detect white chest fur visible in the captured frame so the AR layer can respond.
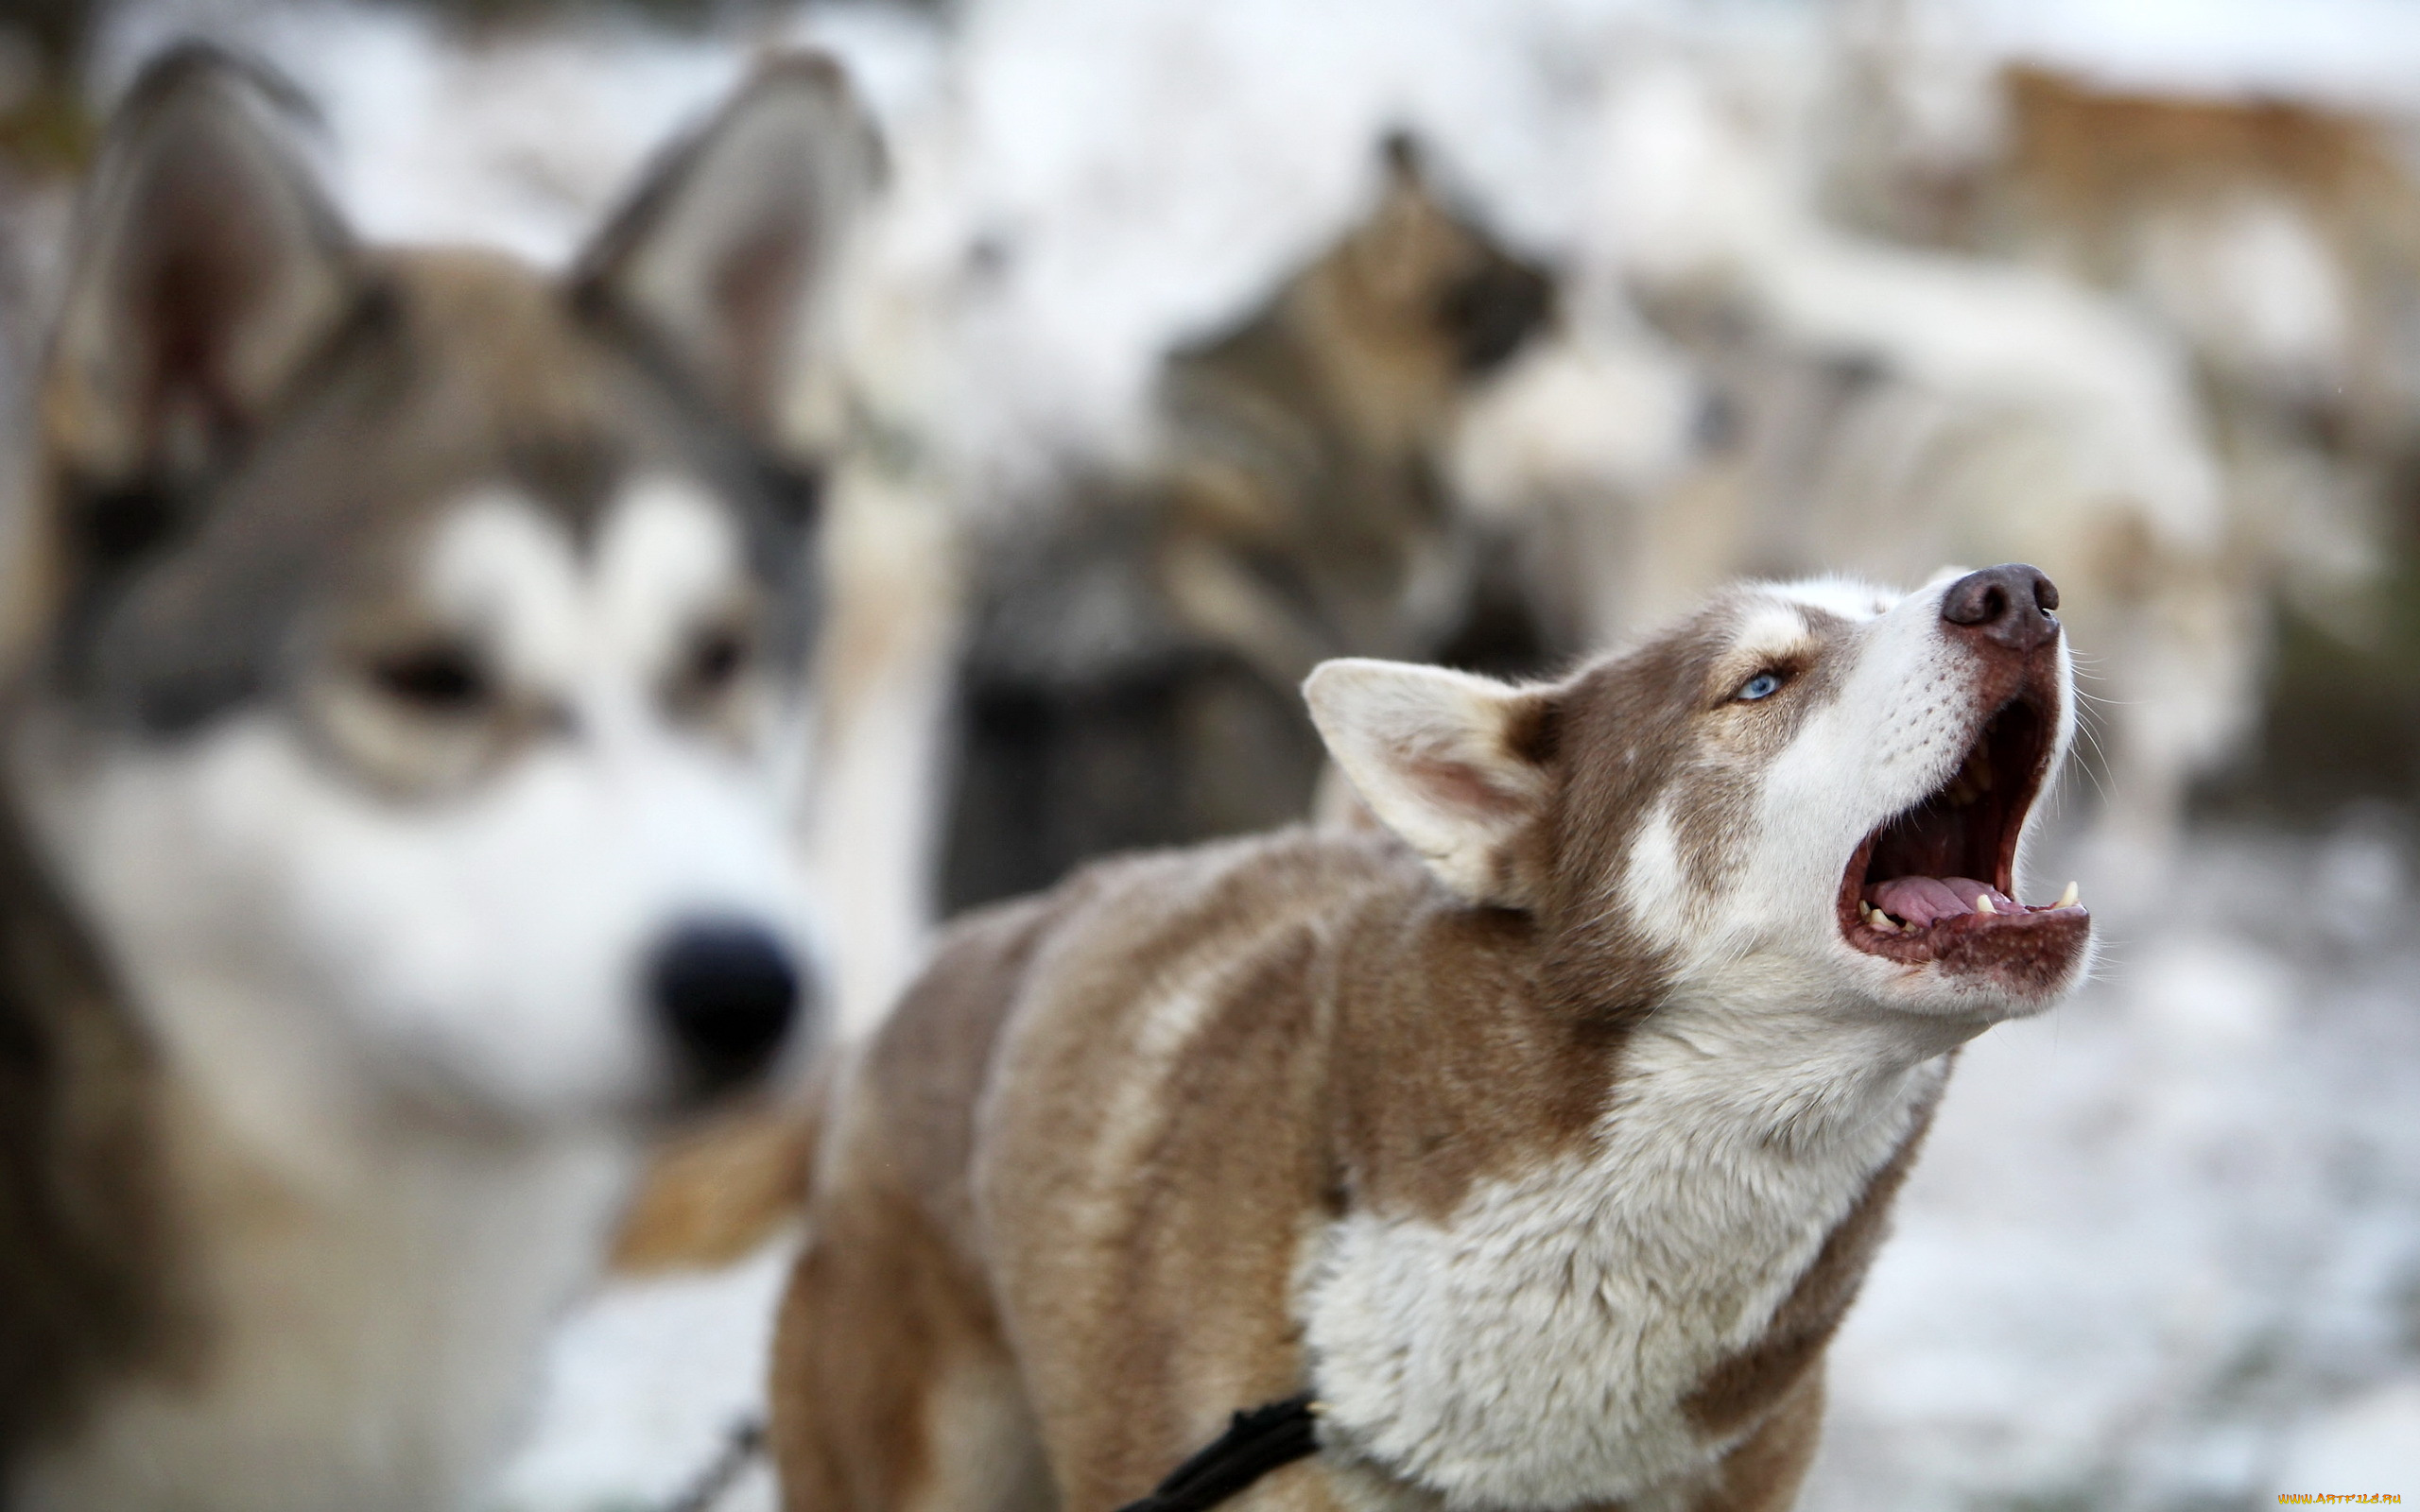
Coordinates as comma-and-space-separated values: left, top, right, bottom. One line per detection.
14, 1081, 633, 1512
1297, 1003, 1946, 1512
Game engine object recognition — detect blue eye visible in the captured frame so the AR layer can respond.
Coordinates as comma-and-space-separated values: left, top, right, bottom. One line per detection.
1737, 671, 1784, 701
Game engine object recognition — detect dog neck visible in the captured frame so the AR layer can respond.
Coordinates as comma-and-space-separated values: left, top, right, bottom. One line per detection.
1628, 968, 1973, 1149
1300, 911, 1950, 1511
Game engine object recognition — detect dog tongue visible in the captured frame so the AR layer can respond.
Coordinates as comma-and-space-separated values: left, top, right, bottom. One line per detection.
1866, 876, 2017, 927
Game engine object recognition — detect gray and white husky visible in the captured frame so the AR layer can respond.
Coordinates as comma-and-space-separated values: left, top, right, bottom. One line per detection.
0, 44, 879, 1510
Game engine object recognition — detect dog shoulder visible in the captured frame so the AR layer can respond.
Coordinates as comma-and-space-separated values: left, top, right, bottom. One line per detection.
845, 889, 1072, 1227
959, 826, 1415, 1235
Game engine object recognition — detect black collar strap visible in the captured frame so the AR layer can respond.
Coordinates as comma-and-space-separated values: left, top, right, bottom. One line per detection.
1112, 1395, 1323, 1512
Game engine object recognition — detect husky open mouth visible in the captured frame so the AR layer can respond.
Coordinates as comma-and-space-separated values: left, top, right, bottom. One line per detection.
1837, 694, 2087, 969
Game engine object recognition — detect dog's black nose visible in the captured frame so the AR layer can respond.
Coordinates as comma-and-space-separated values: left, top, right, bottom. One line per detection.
648, 919, 802, 1089
1940, 563, 2061, 653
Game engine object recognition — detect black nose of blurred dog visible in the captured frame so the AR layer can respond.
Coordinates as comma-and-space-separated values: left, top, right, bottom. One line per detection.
1940, 563, 2061, 654
648, 919, 802, 1091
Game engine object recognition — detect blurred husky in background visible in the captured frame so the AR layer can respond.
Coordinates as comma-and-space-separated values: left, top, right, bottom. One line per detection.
0, 44, 877, 1510
940, 136, 1556, 912
1815, 28, 2420, 819
1455, 48, 2250, 882
1837, 51, 2420, 465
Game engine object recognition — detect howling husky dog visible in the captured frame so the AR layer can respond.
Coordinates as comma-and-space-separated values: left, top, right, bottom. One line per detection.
0, 46, 879, 1510
770, 564, 2093, 1512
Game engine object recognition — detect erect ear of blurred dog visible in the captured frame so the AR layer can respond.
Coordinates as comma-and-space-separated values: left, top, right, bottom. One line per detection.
3, 44, 878, 1509
941, 133, 1558, 914
1152, 130, 1558, 686
570, 50, 879, 443
20, 46, 355, 659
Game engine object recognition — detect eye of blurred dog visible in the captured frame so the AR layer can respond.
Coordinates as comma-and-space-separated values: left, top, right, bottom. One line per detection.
1737, 670, 1786, 702
689, 627, 752, 693
372, 644, 491, 713
1439, 266, 1551, 374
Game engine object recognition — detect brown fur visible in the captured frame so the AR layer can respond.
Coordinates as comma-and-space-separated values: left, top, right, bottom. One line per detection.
0, 788, 194, 1463
772, 826, 1902, 1512
940, 137, 1557, 913
1533, 592, 1857, 1020
772, 595, 1975, 1512
770, 896, 1063, 1512
1687, 1370, 1826, 1512
1879, 63, 2420, 453
609, 1089, 821, 1275
1153, 137, 1554, 682
1999, 65, 2401, 244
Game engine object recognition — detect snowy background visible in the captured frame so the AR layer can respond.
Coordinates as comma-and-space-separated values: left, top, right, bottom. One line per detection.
5, 2, 2420, 1508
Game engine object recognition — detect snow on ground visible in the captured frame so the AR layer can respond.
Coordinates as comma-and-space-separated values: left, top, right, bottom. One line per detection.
493, 1237, 797, 1512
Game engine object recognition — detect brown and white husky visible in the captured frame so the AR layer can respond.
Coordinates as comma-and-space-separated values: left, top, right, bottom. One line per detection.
770, 564, 2093, 1512
0, 44, 880, 1511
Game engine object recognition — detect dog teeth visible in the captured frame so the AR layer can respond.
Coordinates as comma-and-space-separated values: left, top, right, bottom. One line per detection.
2054, 880, 2079, 909
1974, 894, 1996, 915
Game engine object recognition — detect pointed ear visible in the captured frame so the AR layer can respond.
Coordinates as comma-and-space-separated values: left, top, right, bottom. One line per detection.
1350, 130, 1443, 307
1304, 659, 1558, 909
571, 53, 882, 443
44, 44, 357, 492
